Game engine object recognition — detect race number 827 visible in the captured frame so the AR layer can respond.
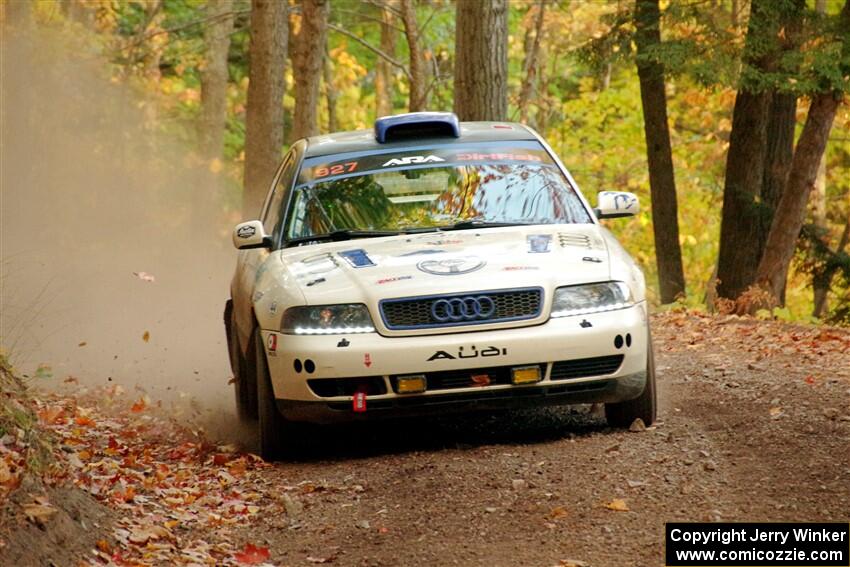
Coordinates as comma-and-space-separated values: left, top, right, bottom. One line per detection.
314, 162, 358, 178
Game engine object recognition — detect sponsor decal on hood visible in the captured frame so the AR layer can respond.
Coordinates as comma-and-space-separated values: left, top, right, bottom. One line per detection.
527, 234, 552, 253
338, 249, 376, 268
417, 256, 486, 276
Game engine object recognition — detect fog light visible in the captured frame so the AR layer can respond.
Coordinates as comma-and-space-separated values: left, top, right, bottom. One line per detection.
511, 365, 542, 384
396, 374, 426, 394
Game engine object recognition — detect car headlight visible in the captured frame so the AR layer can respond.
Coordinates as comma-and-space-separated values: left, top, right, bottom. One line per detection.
281, 304, 375, 335
551, 282, 632, 317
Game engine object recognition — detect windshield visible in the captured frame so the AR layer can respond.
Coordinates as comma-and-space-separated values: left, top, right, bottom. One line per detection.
285, 143, 592, 240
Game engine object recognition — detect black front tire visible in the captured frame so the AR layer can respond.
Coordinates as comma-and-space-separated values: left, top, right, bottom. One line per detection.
605, 325, 657, 428
253, 326, 292, 460
225, 300, 257, 421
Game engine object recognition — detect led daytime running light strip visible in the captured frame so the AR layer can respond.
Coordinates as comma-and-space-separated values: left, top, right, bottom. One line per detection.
551, 302, 628, 318
293, 325, 375, 335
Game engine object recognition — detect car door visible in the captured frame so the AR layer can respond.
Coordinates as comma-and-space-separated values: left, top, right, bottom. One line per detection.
232, 148, 300, 351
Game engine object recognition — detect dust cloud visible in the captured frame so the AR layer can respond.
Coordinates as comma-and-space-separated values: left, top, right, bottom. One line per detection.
1, 28, 247, 440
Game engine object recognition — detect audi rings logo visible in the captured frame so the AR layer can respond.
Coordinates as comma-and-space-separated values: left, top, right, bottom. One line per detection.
417, 256, 486, 276
431, 296, 496, 323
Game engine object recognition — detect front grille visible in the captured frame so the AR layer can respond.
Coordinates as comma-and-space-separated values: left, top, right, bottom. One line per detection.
380, 288, 542, 330
307, 377, 387, 398
550, 355, 624, 380
390, 364, 545, 392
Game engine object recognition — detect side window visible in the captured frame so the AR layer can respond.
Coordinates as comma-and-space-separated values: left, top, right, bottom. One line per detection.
262, 151, 296, 236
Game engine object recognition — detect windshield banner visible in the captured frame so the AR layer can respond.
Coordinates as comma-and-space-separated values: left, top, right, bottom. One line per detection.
298, 146, 556, 185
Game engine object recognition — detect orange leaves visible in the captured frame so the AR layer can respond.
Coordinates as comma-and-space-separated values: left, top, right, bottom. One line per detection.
127, 524, 170, 545
117, 485, 136, 503
27, 384, 279, 565
604, 498, 630, 512
234, 543, 271, 565
0, 456, 21, 494
38, 405, 65, 425
75, 414, 95, 427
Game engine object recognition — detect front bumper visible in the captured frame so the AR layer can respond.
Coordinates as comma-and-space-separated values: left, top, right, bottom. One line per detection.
261, 303, 648, 423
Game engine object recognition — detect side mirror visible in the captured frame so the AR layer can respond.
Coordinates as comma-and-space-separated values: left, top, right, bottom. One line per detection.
595, 191, 640, 219
232, 220, 271, 249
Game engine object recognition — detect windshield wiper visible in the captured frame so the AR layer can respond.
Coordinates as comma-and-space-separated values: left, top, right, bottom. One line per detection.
285, 229, 401, 247
440, 220, 532, 231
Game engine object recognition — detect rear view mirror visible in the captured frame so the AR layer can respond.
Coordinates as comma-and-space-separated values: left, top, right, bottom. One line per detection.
595, 191, 640, 219
232, 220, 270, 249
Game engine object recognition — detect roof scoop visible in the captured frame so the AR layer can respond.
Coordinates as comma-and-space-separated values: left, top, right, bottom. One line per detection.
374, 112, 460, 143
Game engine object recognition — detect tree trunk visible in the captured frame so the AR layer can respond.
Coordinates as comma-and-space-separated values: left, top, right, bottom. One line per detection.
813, 219, 850, 318
754, 94, 843, 303
634, 0, 686, 304
375, 3, 397, 118
323, 46, 338, 132
753, 0, 849, 306
758, 93, 797, 304
453, 0, 508, 121
291, 0, 329, 140
199, 0, 234, 160
715, 0, 777, 300
812, 156, 829, 315
757, 1, 804, 305
518, 0, 546, 127
811, 0, 830, 315
400, 0, 427, 112
243, 0, 287, 216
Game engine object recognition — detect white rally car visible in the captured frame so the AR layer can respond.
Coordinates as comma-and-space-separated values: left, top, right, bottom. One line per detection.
225, 112, 655, 458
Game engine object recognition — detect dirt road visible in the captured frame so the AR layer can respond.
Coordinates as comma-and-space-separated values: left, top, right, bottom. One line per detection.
3, 312, 849, 566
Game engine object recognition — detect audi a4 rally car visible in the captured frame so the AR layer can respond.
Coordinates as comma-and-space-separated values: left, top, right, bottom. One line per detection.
225, 112, 655, 458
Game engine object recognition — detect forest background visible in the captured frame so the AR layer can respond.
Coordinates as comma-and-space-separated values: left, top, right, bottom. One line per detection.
2, 0, 849, 325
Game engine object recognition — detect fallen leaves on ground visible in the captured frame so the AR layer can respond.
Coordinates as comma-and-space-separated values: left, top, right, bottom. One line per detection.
28, 385, 368, 565
31, 388, 280, 565
604, 498, 629, 512
234, 543, 271, 565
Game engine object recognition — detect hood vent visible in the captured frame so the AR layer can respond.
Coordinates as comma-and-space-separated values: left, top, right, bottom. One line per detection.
557, 233, 592, 249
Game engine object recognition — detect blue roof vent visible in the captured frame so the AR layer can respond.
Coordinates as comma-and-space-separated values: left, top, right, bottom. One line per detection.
374, 112, 460, 143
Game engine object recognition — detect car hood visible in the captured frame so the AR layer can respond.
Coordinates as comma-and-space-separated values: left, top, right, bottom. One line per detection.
277, 225, 611, 305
